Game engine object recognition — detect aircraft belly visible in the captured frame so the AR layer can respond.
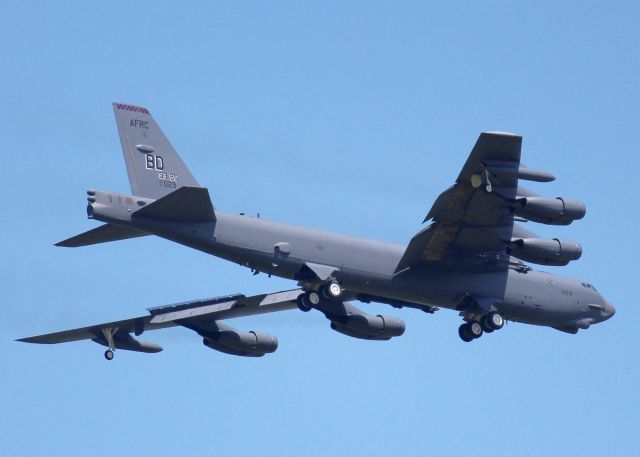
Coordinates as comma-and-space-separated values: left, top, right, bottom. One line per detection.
340, 268, 509, 311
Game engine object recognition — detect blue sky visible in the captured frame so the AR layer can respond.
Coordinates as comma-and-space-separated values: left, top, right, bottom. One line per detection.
1, 1, 638, 456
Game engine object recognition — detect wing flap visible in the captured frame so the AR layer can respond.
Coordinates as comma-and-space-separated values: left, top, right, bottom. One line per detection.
149, 289, 300, 324
394, 225, 435, 273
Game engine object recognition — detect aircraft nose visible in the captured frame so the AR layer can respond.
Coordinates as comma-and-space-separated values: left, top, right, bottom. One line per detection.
602, 300, 616, 321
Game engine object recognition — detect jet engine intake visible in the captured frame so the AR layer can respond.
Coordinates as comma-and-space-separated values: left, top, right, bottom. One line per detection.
509, 237, 582, 266
202, 323, 278, 357
513, 196, 586, 225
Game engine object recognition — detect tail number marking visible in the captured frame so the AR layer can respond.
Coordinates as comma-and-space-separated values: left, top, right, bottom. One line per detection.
146, 154, 164, 171
145, 153, 178, 188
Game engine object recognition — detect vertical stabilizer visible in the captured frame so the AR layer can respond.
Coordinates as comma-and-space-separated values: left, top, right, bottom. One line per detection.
113, 103, 200, 199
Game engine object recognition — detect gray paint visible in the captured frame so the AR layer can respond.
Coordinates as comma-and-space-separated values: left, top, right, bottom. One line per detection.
19, 104, 616, 358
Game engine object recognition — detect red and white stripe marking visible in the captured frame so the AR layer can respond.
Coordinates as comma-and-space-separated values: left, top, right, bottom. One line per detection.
115, 103, 150, 114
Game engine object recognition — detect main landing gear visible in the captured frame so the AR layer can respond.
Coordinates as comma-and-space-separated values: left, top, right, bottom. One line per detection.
458, 312, 504, 342
297, 290, 320, 312
296, 279, 343, 312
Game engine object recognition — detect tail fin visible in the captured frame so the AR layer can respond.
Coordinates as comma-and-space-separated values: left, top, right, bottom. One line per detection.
113, 103, 200, 199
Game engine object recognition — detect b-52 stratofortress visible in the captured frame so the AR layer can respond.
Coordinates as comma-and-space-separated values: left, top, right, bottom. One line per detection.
19, 103, 615, 360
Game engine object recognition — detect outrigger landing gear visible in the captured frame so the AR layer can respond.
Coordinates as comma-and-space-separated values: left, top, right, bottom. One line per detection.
458, 312, 504, 342
101, 327, 118, 360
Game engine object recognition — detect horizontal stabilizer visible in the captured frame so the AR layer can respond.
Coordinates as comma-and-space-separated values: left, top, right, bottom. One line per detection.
133, 186, 215, 223
56, 223, 149, 247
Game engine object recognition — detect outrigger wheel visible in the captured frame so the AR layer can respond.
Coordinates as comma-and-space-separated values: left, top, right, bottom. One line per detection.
101, 327, 118, 360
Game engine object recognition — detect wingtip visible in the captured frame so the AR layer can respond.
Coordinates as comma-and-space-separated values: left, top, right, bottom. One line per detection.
16, 336, 54, 344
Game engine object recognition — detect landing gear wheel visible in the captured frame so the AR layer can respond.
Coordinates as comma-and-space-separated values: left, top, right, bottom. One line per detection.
458, 324, 473, 342
297, 291, 320, 312
468, 321, 483, 339
322, 280, 343, 299
488, 312, 504, 330
307, 291, 320, 306
104, 349, 114, 361
296, 294, 312, 312
480, 315, 494, 333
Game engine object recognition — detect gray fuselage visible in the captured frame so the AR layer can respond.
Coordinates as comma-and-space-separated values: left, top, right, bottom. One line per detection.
124, 210, 614, 332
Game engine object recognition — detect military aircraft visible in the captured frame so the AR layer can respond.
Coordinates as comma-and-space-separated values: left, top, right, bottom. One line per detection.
18, 103, 615, 360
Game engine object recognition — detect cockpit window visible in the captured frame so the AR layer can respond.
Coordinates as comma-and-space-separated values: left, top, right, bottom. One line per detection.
581, 282, 598, 292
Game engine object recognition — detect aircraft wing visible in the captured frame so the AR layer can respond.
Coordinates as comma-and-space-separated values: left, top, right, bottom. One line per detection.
395, 132, 522, 273
18, 289, 302, 356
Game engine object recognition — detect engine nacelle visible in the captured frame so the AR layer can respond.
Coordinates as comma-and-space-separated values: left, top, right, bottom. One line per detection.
330, 313, 405, 340
513, 196, 586, 225
203, 327, 278, 357
509, 237, 582, 266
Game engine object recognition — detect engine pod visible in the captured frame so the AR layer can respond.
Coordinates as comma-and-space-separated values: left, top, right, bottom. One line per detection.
513, 196, 586, 225
509, 237, 582, 266
202, 323, 278, 357
329, 312, 405, 340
